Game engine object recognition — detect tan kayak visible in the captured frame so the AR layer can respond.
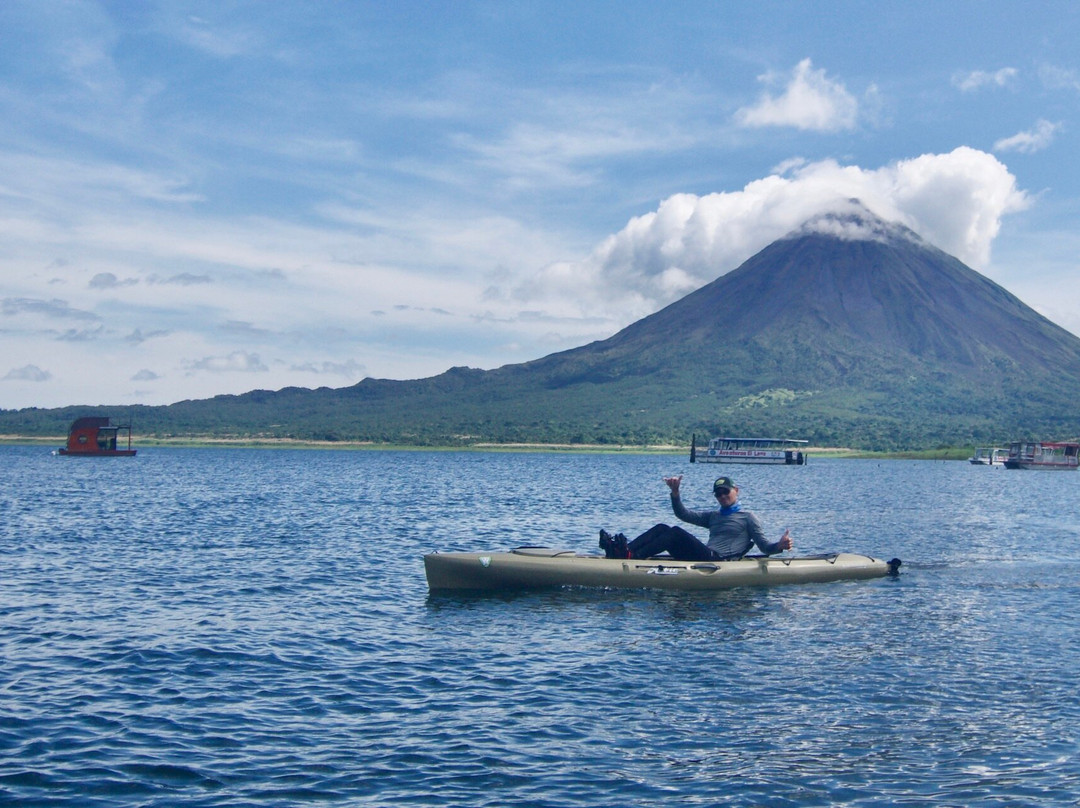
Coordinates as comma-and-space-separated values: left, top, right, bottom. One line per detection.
424, 547, 901, 592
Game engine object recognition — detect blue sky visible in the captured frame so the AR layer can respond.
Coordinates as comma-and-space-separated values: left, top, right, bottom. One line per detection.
2, 1, 1079, 410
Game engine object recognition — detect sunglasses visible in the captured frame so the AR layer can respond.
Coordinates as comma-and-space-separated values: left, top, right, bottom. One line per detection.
715, 487, 732, 495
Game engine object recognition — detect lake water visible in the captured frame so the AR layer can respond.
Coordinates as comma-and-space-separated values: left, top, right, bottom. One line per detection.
2, 445, 1079, 806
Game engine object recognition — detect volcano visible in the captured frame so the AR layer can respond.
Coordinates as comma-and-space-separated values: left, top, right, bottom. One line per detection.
6, 204, 1080, 450
548, 208, 1080, 391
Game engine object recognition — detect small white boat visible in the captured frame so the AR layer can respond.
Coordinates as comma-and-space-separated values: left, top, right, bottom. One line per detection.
424, 547, 900, 592
969, 447, 1006, 466
691, 435, 808, 465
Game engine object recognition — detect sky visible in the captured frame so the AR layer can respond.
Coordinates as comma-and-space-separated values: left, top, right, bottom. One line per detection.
2, 1, 1080, 410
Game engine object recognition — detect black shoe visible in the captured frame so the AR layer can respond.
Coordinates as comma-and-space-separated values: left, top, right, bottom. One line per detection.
599, 529, 615, 556
612, 533, 630, 559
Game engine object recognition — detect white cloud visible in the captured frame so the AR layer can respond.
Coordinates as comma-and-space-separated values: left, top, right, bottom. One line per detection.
3, 365, 52, 382
89, 272, 138, 289
131, 369, 160, 381
1038, 64, 1080, 92
952, 67, 1018, 92
0, 152, 202, 207
448, 84, 701, 190
174, 14, 263, 58
289, 359, 366, 376
58, 325, 106, 342
187, 351, 268, 373
1, 297, 99, 321
146, 273, 213, 286
520, 147, 1029, 320
994, 119, 1063, 154
735, 59, 858, 132
125, 329, 170, 344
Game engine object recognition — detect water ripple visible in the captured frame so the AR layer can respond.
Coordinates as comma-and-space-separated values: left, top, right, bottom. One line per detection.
2, 448, 1080, 805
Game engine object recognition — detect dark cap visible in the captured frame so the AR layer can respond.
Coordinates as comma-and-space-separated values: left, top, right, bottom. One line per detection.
713, 476, 736, 492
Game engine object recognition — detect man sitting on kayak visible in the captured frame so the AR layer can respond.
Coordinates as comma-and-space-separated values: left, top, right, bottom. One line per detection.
600, 475, 792, 561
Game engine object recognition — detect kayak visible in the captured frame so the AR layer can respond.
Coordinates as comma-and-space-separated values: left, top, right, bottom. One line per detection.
424, 547, 901, 592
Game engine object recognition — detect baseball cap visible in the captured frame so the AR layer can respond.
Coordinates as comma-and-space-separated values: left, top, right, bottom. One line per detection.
713, 476, 736, 492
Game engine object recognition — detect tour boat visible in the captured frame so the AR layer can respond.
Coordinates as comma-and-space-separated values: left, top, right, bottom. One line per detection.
690, 435, 808, 465
1003, 441, 1079, 470
968, 447, 1006, 466
57, 417, 137, 457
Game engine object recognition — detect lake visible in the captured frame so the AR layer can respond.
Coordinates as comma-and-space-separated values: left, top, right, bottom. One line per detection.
2, 445, 1078, 806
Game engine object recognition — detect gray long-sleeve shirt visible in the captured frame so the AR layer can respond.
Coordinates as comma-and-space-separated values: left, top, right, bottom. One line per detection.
671, 494, 785, 559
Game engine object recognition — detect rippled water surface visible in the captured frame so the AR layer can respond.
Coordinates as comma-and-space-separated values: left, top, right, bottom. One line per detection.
2, 446, 1079, 806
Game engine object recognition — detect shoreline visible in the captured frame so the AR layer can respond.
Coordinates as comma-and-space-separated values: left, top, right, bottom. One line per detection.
0, 434, 972, 459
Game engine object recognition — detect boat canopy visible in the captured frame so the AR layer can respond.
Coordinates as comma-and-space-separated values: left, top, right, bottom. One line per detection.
706, 436, 809, 449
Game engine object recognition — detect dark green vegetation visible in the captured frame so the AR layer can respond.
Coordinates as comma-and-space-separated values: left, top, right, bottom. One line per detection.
5, 207, 1080, 451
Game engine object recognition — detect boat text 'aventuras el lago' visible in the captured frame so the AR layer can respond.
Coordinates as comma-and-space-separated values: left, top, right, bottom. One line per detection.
690, 435, 808, 465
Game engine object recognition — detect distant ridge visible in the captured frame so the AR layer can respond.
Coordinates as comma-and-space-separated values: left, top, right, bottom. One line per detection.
4, 202, 1080, 450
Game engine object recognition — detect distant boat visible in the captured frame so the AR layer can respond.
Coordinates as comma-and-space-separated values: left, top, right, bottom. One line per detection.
690, 434, 807, 465
57, 417, 137, 457
968, 447, 1006, 466
1003, 440, 1078, 470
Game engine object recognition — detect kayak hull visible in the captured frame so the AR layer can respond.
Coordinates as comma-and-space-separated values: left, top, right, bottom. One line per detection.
424, 547, 898, 592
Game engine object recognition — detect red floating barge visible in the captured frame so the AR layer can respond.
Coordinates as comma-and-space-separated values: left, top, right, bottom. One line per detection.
57, 417, 137, 457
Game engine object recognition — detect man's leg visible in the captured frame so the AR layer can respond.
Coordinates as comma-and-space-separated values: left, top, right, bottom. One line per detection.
629, 524, 714, 560
626, 523, 671, 558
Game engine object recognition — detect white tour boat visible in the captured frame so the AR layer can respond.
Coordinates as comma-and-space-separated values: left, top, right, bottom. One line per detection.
690, 435, 808, 465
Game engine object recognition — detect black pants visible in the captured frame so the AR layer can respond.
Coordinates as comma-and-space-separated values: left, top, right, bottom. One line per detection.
627, 523, 722, 561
